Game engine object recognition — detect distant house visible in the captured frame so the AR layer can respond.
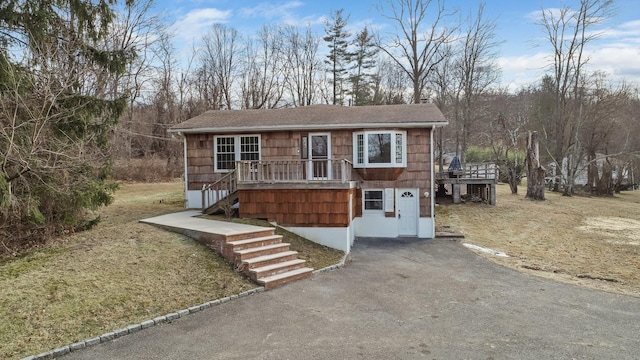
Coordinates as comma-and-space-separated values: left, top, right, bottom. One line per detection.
168, 104, 448, 253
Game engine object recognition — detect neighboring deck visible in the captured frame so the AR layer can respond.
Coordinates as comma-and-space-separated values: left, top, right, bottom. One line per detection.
141, 211, 313, 289
436, 163, 498, 205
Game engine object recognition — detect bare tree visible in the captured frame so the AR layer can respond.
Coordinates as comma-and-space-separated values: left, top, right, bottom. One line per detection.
372, 57, 408, 104
283, 25, 321, 106
485, 90, 530, 194
453, 3, 500, 163
241, 24, 286, 109
526, 131, 546, 200
536, 0, 614, 195
376, 0, 458, 103
201, 24, 242, 110
108, 0, 167, 158
428, 43, 456, 174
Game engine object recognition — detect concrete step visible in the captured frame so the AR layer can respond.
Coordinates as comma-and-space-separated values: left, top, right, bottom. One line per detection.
249, 259, 307, 281
235, 243, 290, 261
242, 251, 299, 270
257, 267, 314, 290
224, 229, 276, 243
226, 235, 283, 251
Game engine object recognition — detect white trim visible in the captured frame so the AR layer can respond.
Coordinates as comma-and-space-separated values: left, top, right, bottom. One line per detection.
183, 136, 189, 208
417, 217, 435, 238
363, 189, 384, 214
429, 128, 435, 236
213, 134, 261, 172
352, 130, 407, 168
353, 215, 398, 238
281, 225, 354, 253
186, 190, 203, 209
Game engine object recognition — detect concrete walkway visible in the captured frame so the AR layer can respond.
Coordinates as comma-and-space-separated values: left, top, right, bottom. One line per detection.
140, 211, 273, 236
63, 237, 640, 360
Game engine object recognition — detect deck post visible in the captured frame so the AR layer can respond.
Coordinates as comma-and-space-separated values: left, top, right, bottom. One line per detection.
453, 183, 461, 204
490, 183, 496, 205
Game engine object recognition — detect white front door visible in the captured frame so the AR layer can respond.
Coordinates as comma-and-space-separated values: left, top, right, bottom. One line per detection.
398, 189, 418, 236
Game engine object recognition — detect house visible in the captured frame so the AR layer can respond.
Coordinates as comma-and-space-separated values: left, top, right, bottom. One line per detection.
168, 104, 448, 253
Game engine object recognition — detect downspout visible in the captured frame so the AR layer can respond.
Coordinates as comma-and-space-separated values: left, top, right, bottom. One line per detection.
181, 132, 189, 208
430, 127, 435, 237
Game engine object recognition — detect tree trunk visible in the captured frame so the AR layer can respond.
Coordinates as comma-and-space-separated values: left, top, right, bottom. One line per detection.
526, 131, 546, 200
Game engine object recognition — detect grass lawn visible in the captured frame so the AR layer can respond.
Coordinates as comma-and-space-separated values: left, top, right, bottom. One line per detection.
0, 181, 342, 360
436, 183, 640, 297
5, 181, 637, 359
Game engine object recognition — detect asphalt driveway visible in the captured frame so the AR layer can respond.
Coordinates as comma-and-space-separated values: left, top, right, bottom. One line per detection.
63, 238, 640, 359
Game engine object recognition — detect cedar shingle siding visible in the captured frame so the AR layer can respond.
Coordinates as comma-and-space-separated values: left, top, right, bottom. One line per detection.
173, 104, 446, 223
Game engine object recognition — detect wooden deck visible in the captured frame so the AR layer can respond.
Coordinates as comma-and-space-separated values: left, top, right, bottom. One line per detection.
436, 163, 498, 205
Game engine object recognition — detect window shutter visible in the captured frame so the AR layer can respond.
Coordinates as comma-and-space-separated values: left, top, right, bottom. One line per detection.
384, 188, 395, 212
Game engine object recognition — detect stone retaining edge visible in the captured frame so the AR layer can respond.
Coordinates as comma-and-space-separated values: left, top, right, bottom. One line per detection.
313, 252, 351, 275
21, 287, 265, 360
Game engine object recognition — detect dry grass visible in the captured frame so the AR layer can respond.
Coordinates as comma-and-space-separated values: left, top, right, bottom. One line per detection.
0, 182, 255, 360
436, 183, 640, 297
1, 181, 345, 360
205, 216, 345, 270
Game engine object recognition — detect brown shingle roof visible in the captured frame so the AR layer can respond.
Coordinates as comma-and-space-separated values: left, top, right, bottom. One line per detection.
169, 104, 447, 134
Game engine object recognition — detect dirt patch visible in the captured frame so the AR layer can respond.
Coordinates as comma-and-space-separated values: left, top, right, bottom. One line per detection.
436, 184, 640, 297
577, 217, 640, 246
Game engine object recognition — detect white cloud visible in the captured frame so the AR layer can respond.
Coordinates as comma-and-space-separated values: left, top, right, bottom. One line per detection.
601, 20, 640, 41
173, 8, 232, 42
589, 45, 640, 82
498, 52, 548, 91
238, 1, 324, 26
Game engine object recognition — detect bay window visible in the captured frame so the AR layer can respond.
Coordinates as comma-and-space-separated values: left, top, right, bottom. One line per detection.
353, 131, 406, 168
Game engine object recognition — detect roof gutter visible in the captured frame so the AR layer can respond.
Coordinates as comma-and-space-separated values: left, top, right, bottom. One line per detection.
168, 121, 448, 134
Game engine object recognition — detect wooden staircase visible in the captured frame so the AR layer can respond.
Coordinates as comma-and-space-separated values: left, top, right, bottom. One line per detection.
202, 170, 239, 215
221, 229, 314, 290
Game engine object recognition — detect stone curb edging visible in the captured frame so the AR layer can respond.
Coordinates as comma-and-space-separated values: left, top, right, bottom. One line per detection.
21, 287, 265, 360
313, 252, 351, 275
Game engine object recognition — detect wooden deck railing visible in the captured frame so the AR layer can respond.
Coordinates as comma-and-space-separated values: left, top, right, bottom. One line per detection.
236, 159, 353, 183
201, 170, 237, 210
436, 162, 499, 180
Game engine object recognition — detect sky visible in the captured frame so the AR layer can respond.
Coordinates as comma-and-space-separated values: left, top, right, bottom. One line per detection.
156, 0, 640, 92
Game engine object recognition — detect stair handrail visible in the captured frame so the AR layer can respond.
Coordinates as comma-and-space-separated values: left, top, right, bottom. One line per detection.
201, 170, 237, 210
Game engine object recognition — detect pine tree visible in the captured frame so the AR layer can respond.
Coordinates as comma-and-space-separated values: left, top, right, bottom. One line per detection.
323, 9, 351, 105
0, 0, 134, 252
349, 27, 379, 106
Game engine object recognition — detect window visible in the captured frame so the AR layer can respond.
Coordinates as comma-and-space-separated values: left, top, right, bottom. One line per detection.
214, 135, 260, 172
364, 190, 384, 212
353, 131, 406, 168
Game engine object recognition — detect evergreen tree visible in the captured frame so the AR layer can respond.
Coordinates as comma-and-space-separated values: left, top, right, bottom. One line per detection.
0, 0, 134, 253
349, 27, 378, 106
323, 9, 351, 105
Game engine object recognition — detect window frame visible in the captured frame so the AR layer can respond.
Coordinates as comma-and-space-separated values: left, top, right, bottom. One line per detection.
363, 189, 385, 214
353, 130, 407, 168
214, 134, 261, 172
